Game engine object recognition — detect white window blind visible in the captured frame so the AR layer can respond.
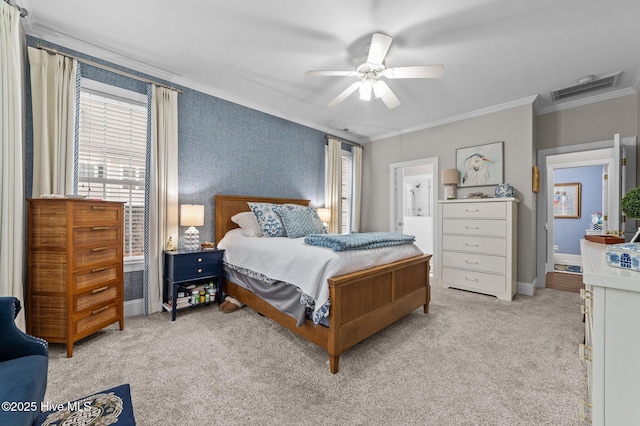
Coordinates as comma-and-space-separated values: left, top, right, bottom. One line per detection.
77, 84, 147, 259
341, 152, 353, 234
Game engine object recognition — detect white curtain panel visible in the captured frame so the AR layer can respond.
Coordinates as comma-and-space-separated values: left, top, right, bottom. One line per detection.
27, 46, 77, 197
0, 1, 26, 329
326, 137, 342, 233
144, 85, 178, 315
352, 145, 362, 232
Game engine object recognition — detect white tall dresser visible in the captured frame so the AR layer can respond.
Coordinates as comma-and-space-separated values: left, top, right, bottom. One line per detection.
438, 198, 518, 301
580, 239, 640, 425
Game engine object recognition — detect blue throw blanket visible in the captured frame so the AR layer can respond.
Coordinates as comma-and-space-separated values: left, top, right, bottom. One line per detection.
304, 232, 415, 251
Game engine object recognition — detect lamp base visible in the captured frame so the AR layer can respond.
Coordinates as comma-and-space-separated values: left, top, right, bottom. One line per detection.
184, 226, 200, 251
444, 185, 456, 200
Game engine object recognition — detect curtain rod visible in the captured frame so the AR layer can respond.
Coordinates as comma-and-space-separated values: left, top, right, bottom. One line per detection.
4, 0, 28, 17
325, 134, 362, 148
35, 44, 183, 94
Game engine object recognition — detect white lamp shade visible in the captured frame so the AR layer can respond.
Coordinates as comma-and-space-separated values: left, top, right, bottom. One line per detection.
180, 204, 205, 227
317, 208, 331, 223
441, 169, 459, 185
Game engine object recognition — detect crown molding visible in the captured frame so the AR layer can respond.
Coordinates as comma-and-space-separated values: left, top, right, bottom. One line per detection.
26, 26, 357, 144
368, 95, 539, 143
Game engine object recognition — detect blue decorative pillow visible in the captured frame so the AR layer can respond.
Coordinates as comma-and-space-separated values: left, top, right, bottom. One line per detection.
248, 202, 286, 237
277, 204, 326, 238
34, 383, 136, 426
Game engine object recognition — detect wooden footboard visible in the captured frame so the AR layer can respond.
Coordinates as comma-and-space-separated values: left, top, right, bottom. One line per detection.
327, 254, 430, 373
214, 194, 431, 373
223, 254, 430, 373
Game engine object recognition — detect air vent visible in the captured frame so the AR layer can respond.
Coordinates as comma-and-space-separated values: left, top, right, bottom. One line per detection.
551, 72, 620, 101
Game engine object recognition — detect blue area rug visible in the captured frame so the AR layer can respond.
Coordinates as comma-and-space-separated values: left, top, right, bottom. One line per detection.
554, 263, 583, 274
34, 384, 135, 425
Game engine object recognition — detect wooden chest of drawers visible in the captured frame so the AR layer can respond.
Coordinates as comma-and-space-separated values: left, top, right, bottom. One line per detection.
438, 198, 518, 300
27, 199, 124, 357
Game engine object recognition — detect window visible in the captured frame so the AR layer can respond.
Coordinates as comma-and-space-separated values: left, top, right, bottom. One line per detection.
341, 150, 353, 234
77, 80, 147, 269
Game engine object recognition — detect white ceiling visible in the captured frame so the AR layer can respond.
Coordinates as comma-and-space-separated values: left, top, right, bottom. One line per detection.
20, 0, 640, 142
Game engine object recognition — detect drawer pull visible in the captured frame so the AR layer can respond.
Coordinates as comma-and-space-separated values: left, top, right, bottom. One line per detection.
465, 276, 479, 282
91, 286, 109, 295
91, 266, 108, 273
91, 226, 109, 231
578, 399, 592, 423
464, 243, 479, 247
465, 226, 480, 230
91, 206, 107, 210
197, 257, 203, 263
465, 208, 479, 212
464, 260, 479, 265
91, 247, 108, 252
580, 289, 593, 300
579, 343, 593, 362
91, 306, 110, 316
197, 268, 203, 273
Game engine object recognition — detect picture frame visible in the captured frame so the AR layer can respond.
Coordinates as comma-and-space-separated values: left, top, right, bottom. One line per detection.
456, 141, 504, 187
532, 166, 540, 193
553, 182, 581, 218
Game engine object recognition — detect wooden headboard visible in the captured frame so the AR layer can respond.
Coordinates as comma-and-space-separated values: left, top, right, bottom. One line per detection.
214, 195, 310, 244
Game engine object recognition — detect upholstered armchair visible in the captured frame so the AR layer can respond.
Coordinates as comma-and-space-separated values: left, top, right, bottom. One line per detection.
0, 297, 48, 426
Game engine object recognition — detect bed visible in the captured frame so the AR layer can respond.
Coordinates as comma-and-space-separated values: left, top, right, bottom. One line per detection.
214, 194, 431, 373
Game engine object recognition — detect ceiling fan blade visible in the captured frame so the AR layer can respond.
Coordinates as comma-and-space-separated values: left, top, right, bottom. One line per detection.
367, 33, 393, 65
328, 81, 361, 107
382, 65, 444, 79
305, 70, 358, 77
373, 80, 401, 109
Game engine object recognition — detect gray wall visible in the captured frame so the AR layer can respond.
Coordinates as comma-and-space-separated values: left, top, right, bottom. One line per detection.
361, 104, 536, 286
362, 93, 640, 291
536, 94, 638, 151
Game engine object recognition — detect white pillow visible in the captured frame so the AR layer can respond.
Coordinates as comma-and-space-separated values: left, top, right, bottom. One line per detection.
231, 212, 262, 237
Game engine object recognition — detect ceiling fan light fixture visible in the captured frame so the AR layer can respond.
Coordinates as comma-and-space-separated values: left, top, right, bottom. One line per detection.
305, 33, 443, 109
359, 80, 373, 101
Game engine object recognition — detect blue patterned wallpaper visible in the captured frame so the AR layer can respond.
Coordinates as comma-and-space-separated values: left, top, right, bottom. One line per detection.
25, 36, 328, 300
26, 36, 327, 241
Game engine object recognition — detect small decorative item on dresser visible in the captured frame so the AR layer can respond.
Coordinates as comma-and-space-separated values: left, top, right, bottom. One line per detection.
605, 243, 640, 271
495, 183, 515, 198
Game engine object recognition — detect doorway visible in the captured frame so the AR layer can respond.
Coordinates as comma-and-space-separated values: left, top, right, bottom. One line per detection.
389, 157, 439, 275
536, 135, 637, 289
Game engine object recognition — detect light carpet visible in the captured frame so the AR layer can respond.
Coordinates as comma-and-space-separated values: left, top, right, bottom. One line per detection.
44, 286, 587, 425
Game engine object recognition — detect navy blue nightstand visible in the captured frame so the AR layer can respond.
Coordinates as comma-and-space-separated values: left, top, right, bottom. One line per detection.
163, 249, 225, 321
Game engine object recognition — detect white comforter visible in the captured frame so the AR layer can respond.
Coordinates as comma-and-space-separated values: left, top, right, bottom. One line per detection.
217, 229, 424, 321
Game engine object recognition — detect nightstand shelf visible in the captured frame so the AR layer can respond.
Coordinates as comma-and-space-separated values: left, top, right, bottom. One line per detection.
163, 249, 224, 321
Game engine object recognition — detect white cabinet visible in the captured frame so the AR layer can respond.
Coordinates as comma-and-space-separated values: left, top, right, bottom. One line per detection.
580, 240, 640, 425
438, 198, 518, 300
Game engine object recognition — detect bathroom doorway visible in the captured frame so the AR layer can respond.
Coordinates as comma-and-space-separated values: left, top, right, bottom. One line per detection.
389, 157, 439, 274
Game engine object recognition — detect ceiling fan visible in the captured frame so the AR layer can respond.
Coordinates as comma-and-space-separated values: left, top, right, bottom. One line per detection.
305, 33, 444, 109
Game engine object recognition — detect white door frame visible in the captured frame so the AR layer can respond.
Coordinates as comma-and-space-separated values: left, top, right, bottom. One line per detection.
545, 149, 615, 271
536, 136, 636, 288
389, 157, 439, 276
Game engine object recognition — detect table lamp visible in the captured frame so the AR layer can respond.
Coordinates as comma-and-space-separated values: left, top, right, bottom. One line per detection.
181, 204, 204, 251
316, 208, 331, 227
441, 169, 459, 200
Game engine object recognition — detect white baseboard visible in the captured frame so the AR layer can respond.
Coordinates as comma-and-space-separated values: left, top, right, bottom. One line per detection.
554, 253, 582, 266
518, 279, 536, 297
124, 299, 144, 318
